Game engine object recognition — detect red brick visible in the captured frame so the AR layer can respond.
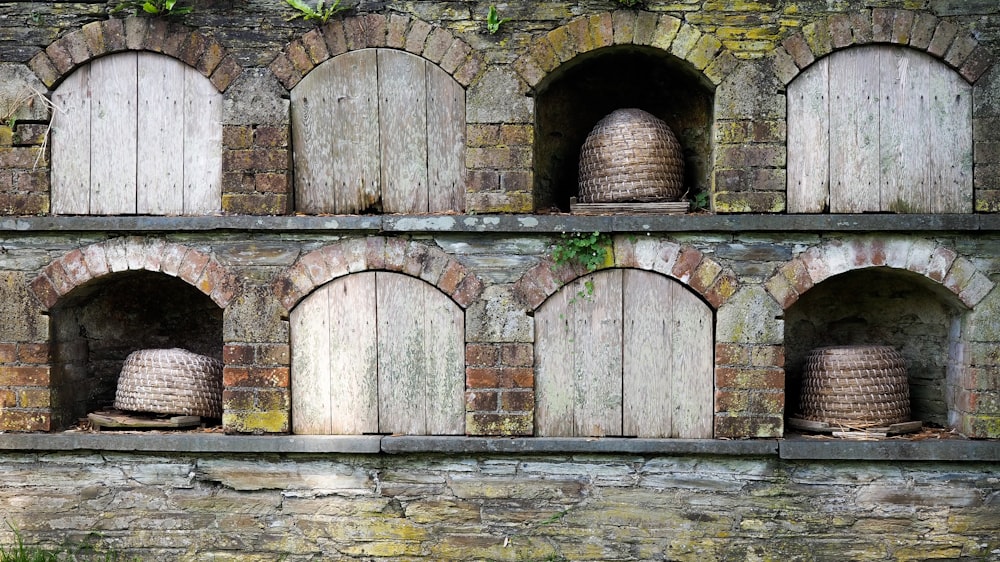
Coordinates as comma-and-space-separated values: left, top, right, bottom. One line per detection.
0, 343, 16, 363
716, 390, 783, 414
197, 36, 226, 77
28, 52, 59, 88
0, 365, 49, 386
466, 412, 532, 436
927, 20, 959, 58
18, 388, 49, 408
500, 344, 532, 367
437, 260, 467, 294
223, 125, 253, 149
440, 39, 472, 75
209, 55, 241, 93
29, 274, 59, 310
715, 344, 746, 366
671, 247, 704, 283
0, 390, 15, 407
466, 367, 499, 388
405, 19, 432, 54
286, 39, 314, 75
500, 390, 534, 412
402, 242, 429, 277
17, 343, 48, 365
499, 367, 533, 389
0, 410, 51, 432
365, 237, 386, 271
223, 344, 255, 365
320, 19, 348, 56
343, 16, 368, 50
222, 388, 255, 410
223, 366, 290, 388
714, 415, 782, 439
254, 126, 288, 148
466, 344, 499, 367
716, 367, 784, 390
781, 34, 814, 69
257, 344, 290, 366
871, 8, 894, 43
466, 390, 498, 411
256, 388, 290, 410
178, 31, 207, 67
177, 250, 210, 285
301, 28, 330, 64
422, 27, 454, 63
451, 274, 483, 308
386, 14, 410, 49
363, 14, 387, 47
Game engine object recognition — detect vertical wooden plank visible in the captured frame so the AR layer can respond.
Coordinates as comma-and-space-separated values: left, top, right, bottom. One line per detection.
377, 272, 427, 434
787, 57, 830, 213
426, 63, 466, 213
290, 285, 332, 434
927, 56, 973, 213
571, 270, 623, 437
829, 46, 880, 213
90, 53, 138, 214
880, 47, 932, 213
181, 63, 223, 214
51, 65, 91, 214
328, 273, 379, 434
378, 49, 428, 213
422, 282, 465, 434
622, 270, 673, 437
534, 279, 577, 437
291, 50, 379, 214
667, 281, 714, 438
136, 53, 185, 215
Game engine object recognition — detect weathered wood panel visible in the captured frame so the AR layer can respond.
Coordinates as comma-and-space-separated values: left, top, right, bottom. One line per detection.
665, 277, 714, 438
379, 49, 428, 213
829, 47, 880, 213
537, 269, 713, 438
572, 270, 623, 437
182, 63, 223, 214
787, 57, 829, 213
421, 277, 465, 435
291, 48, 466, 215
789, 45, 972, 214
927, 55, 973, 213
426, 61, 466, 212
290, 283, 333, 434
534, 278, 577, 437
137, 52, 185, 215
51, 65, 91, 214
90, 53, 138, 215
292, 271, 463, 435
292, 49, 380, 214
51, 53, 222, 216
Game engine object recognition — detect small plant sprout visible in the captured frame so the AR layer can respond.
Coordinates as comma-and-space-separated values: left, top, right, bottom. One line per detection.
285, 0, 348, 24
110, 0, 193, 17
486, 5, 511, 34
551, 231, 612, 273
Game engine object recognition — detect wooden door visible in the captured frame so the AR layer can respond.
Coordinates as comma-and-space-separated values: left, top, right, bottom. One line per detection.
291, 48, 466, 214
51, 52, 222, 215
535, 269, 714, 438
290, 271, 465, 435
787, 45, 972, 213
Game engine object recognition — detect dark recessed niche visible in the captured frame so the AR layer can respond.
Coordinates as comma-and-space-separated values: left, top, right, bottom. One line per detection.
49, 271, 223, 429
533, 45, 714, 211
784, 268, 964, 429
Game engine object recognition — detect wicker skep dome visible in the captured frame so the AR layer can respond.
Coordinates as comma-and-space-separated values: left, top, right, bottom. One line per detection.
114, 348, 223, 418
799, 345, 911, 428
578, 108, 685, 203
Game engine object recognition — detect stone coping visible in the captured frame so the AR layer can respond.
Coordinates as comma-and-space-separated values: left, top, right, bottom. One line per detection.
2, 214, 999, 233
0, 433, 997, 460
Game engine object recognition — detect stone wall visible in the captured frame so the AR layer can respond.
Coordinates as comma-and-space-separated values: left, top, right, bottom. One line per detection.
0, 440, 998, 562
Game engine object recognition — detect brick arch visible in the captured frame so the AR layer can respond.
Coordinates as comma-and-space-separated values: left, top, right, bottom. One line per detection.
269, 14, 485, 91
771, 9, 994, 85
274, 237, 485, 314
29, 237, 239, 311
764, 237, 995, 310
27, 16, 242, 92
512, 11, 739, 90
514, 235, 738, 311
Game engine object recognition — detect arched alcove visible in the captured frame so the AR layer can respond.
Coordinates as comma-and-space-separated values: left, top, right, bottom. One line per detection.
48, 271, 223, 428
533, 45, 714, 211
784, 267, 964, 428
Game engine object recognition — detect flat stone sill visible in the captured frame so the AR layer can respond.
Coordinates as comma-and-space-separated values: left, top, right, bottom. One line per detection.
4, 213, 1000, 233
1, 433, 997, 461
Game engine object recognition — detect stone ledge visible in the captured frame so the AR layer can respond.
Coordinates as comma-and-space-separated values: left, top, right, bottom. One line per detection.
0, 433, 382, 454
1, 433, 995, 460
779, 437, 1000, 461
380, 436, 779, 455
1, 214, 998, 233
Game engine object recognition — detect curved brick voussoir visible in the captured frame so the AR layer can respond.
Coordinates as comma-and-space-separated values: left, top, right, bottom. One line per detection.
773, 9, 994, 86
271, 14, 483, 92
765, 237, 994, 311
29, 16, 239, 92
514, 237, 736, 311
274, 238, 480, 315
515, 11, 738, 92
29, 239, 238, 312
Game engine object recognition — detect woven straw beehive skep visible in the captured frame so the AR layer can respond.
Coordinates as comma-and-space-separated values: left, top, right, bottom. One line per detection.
798, 345, 911, 428
114, 348, 224, 418
578, 108, 685, 203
